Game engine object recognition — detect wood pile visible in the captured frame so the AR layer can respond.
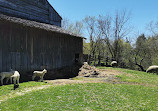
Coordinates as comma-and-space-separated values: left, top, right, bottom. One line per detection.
78, 62, 100, 77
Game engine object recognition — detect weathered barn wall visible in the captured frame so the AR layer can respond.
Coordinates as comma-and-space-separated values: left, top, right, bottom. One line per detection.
0, 0, 62, 27
0, 20, 83, 74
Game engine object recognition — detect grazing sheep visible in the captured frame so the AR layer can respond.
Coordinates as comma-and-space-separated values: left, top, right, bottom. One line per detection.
146, 65, 158, 74
32, 69, 47, 81
0, 71, 14, 85
11, 71, 20, 86
111, 61, 118, 67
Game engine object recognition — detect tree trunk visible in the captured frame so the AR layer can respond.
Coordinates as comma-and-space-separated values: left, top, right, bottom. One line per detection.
98, 55, 101, 66
135, 63, 145, 72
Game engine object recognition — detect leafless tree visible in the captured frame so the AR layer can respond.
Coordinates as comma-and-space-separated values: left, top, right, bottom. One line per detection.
98, 15, 114, 59
83, 16, 99, 64
98, 10, 131, 64
62, 18, 84, 36
148, 21, 158, 36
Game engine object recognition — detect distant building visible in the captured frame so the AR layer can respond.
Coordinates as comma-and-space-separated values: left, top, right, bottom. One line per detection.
0, 0, 84, 80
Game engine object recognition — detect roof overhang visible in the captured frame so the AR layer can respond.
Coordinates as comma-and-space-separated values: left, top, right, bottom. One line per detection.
0, 14, 86, 39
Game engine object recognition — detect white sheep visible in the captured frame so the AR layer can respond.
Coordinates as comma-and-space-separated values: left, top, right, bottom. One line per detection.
0, 71, 14, 85
146, 65, 158, 74
111, 61, 118, 67
11, 71, 20, 86
32, 69, 47, 81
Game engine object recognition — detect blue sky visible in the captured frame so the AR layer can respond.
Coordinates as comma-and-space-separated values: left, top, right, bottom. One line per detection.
48, 0, 158, 38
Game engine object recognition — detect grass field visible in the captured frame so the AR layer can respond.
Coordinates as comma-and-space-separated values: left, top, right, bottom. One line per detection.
0, 67, 158, 111
98, 67, 158, 85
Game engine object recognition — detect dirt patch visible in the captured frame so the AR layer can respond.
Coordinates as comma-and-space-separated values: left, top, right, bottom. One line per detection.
78, 63, 123, 78
99, 69, 123, 76
46, 79, 103, 85
47, 64, 123, 85
46, 75, 120, 85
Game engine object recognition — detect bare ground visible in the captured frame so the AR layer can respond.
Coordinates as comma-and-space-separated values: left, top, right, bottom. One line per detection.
46, 68, 158, 87
46, 68, 122, 85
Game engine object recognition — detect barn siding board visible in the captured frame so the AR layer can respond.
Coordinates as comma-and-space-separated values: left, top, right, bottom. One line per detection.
0, 3, 49, 18
0, 0, 62, 27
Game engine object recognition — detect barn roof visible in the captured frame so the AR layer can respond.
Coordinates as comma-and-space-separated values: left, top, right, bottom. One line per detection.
0, 14, 85, 39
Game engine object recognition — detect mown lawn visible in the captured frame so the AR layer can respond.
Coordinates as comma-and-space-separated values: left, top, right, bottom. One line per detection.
0, 67, 158, 111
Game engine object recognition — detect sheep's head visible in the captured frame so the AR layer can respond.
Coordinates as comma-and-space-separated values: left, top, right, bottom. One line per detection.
43, 69, 47, 74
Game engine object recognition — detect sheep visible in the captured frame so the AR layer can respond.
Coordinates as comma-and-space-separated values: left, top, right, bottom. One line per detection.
11, 71, 20, 86
0, 71, 14, 85
111, 61, 118, 67
32, 69, 47, 81
146, 65, 158, 74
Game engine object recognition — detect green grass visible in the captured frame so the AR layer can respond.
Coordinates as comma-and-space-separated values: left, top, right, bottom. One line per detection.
0, 83, 158, 111
0, 67, 158, 111
117, 69, 158, 85
0, 81, 48, 101
98, 67, 158, 86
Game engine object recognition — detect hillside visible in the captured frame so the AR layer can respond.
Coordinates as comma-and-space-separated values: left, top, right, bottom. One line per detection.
0, 67, 158, 110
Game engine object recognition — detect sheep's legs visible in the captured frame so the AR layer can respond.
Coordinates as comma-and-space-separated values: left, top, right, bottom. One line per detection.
41, 76, 44, 81
6, 77, 12, 84
12, 77, 20, 86
10, 77, 12, 84
13, 77, 18, 85
32, 75, 36, 81
6, 77, 9, 84
1, 76, 5, 85
17, 77, 20, 85
40, 76, 44, 81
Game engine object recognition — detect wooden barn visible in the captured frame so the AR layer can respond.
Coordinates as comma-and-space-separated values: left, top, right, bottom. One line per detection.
0, 0, 84, 80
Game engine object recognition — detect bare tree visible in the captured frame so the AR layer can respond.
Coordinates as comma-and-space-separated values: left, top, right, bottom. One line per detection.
98, 15, 114, 59
113, 10, 131, 62
148, 21, 158, 36
83, 16, 99, 64
98, 10, 131, 64
62, 18, 84, 36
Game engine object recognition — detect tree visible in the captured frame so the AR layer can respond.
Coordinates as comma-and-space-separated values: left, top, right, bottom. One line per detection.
83, 16, 99, 64
97, 10, 131, 65
148, 21, 158, 36
120, 40, 134, 69
134, 34, 152, 71
147, 36, 158, 65
98, 15, 113, 60
62, 18, 84, 36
